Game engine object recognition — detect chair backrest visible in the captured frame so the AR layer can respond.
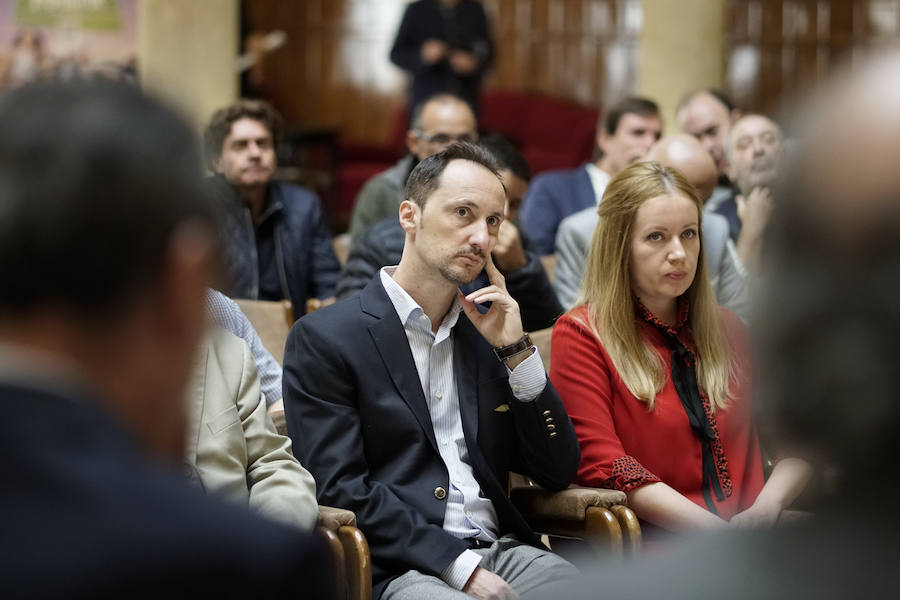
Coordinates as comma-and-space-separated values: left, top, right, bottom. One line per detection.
234, 299, 294, 365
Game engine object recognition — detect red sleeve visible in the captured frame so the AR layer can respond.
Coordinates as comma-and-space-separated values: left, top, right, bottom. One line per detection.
550, 311, 661, 492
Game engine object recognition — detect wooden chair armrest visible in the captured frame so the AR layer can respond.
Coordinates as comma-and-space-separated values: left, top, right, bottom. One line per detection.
318, 505, 357, 530
338, 526, 372, 600
318, 526, 347, 600
510, 484, 628, 521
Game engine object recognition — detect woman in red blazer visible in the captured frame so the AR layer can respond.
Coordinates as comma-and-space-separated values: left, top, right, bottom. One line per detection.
550, 161, 808, 534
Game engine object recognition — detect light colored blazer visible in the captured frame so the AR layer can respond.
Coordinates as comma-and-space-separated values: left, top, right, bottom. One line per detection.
553, 205, 750, 321
185, 326, 318, 531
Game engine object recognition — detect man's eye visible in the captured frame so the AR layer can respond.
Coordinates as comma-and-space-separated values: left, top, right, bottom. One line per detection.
455, 207, 470, 217
431, 134, 451, 144
487, 216, 502, 227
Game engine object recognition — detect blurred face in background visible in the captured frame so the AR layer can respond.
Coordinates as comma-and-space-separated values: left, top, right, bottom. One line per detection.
213, 117, 276, 188
598, 112, 663, 176
677, 92, 735, 178
408, 98, 478, 160
498, 168, 528, 221
728, 115, 782, 194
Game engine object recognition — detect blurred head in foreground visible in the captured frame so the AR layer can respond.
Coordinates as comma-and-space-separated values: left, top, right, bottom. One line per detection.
757, 48, 900, 493
0, 78, 216, 461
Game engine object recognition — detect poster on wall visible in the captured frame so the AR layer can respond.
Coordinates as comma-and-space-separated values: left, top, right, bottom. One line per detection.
0, 0, 138, 91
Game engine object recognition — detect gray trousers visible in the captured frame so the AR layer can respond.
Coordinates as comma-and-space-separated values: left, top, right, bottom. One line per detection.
382, 536, 579, 599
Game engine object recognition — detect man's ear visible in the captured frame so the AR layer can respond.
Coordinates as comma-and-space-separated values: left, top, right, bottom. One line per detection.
398, 200, 419, 234
597, 129, 611, 155
405, 130, 421, 158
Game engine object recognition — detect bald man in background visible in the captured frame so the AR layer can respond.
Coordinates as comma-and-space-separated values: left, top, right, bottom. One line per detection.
553, 134, 749, 320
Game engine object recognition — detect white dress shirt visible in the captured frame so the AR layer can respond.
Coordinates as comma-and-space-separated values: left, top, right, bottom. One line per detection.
584, 163, 611, 204
379, 267, 546, 589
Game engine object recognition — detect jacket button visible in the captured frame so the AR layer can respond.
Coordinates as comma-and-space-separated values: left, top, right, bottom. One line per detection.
542, 410, 552, 417
546, 424, 556, 432
434, 486, 447, 500
549, 431, 558, 438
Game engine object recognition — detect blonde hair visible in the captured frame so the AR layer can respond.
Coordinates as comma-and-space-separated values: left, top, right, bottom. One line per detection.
574, 161, 734, 411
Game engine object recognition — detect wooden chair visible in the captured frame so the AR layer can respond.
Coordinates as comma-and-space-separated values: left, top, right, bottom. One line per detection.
509, 474, 641, 559
516, 323, 643, 558
233, 299, 370, 598
234, 298, 294, 365
317, 506, 372, 600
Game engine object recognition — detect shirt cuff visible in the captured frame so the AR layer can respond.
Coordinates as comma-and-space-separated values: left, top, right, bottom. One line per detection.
506, 348, 546, 402
440, 549, 483, 590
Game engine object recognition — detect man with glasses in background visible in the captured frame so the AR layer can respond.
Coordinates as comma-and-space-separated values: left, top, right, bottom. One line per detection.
348, 93, 478, 238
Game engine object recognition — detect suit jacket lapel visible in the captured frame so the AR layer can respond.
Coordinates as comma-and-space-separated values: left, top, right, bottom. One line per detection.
184, 344, 208, 468
453, 317, 480, 445
362, 278, 439, 452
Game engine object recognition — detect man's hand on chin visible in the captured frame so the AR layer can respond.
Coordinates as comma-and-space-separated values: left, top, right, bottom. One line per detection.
463, 567, 519, 600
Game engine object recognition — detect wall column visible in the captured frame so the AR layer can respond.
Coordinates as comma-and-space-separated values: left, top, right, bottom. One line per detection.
637, 0, 726, 132
139, 0, 239, 129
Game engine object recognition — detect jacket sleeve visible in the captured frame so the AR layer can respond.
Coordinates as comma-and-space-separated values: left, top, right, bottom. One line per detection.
507, 378, 582, 491
520, 176, 563, 256
283, 320, 472, 579
548, 315, 661, 492
552, 216, 588, 311
234, 337, 319, 531
502, 248, 562, 332
335, 226, 394, 300
389, 3, 425, 73
306, 197, 341, 299
714, 240, 751, 324
348, 176, 401, 239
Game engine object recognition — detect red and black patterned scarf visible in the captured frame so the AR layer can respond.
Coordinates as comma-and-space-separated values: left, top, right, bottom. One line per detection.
636, 299, 726, 513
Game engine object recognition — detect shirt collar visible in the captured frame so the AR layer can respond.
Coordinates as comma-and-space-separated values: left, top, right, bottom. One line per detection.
379, 266, 463, 335
584, 163, 612, 204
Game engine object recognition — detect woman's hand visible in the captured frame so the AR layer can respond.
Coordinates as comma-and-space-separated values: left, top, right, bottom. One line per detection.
729, 496, 782, 529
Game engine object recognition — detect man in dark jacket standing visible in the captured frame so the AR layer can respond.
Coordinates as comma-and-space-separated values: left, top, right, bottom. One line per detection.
205, 99, 340, 317
391, 0, 493, 116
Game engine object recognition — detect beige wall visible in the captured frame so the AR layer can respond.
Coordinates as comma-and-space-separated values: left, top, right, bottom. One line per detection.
638, 0, 726, 133
139, 0, 239, 130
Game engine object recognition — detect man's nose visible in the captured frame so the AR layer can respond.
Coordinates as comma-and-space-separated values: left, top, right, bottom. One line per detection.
468, 221, 490, 249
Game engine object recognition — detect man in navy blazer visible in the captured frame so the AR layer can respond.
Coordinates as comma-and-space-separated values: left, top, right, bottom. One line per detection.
520, 97, 662, 255
285, 143, 580, 599
0, 79, 330, 597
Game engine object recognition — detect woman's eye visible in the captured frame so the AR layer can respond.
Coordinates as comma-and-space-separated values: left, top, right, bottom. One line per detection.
682, 229, 697, 239
647, 232, 663, 241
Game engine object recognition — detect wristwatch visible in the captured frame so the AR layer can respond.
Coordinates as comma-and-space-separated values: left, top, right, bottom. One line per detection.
493, 333, 534, 362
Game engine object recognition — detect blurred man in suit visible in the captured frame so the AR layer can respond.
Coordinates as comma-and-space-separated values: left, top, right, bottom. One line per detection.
520, 97, 661, 255
0, 79, 330, 597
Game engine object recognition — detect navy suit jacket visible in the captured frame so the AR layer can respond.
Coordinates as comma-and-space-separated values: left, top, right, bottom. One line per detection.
520, 166, 596, 256
283, 276, 580, 598
1, 382, 331, 598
